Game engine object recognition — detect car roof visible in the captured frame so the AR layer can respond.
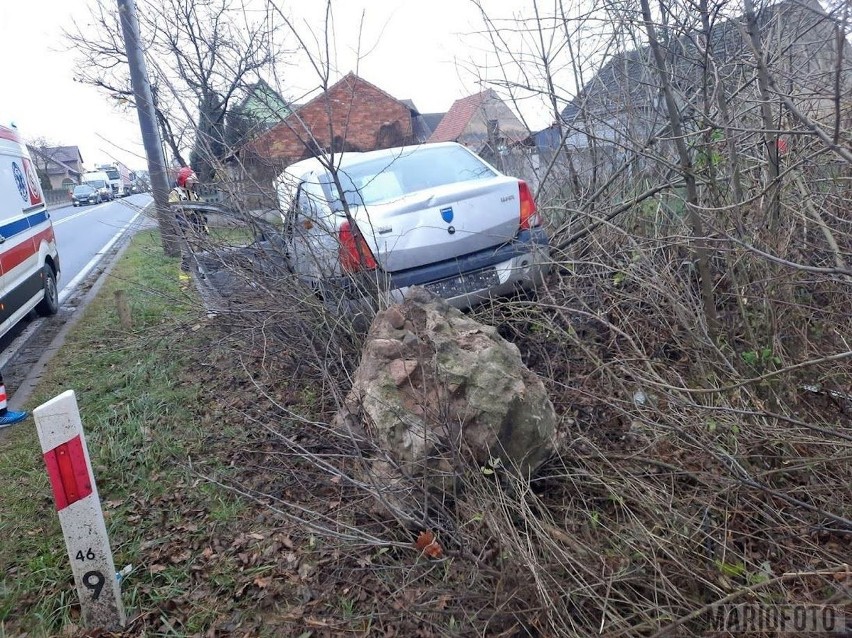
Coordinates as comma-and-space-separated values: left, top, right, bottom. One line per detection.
283, 141, 468, 178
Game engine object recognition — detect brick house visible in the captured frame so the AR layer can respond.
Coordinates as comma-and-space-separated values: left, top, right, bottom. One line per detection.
226, 73, 418, 207
242, 73, 413, 171
27, 145, 84, 191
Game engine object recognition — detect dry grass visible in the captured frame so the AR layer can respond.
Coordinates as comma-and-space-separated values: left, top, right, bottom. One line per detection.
176, 173, 851, 636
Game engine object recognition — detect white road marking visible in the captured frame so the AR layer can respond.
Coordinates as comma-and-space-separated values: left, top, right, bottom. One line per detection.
52, 203, 109, 226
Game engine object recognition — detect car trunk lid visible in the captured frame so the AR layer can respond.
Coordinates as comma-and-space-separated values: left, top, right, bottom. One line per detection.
352, 176, 521, 273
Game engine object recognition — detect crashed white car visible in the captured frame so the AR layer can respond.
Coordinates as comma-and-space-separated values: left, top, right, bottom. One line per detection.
275, 142, 550, 309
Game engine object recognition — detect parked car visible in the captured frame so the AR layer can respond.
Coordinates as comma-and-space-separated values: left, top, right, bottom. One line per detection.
82, 173, 113, 201
0, 123, 62, 337
275, 142, 550, 311
71, 184, 101, 206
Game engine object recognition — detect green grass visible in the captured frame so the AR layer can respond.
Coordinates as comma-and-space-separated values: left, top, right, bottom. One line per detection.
0, 230, 232, 635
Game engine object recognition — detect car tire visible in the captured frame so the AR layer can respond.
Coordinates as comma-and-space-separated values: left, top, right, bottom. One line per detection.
316, 279, 374, 335
35, 264, 60, 317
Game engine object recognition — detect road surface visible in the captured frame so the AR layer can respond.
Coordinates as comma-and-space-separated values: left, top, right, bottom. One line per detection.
50, 193, 153, 298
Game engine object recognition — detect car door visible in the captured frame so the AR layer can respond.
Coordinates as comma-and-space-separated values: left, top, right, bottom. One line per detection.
291, 174, 340, 281
279, 170, 314, 277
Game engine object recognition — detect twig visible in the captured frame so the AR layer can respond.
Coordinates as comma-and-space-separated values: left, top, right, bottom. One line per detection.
640, 351, 852, 395
651, 566, 851, 637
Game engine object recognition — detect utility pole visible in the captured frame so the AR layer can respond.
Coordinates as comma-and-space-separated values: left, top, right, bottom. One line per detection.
116, 0, 180, 257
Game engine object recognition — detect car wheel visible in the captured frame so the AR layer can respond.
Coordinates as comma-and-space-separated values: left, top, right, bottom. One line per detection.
317, 279, 374, 334
35, 264, 60, 317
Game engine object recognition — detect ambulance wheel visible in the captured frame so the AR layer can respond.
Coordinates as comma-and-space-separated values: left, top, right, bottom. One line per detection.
36, 265, 60, 317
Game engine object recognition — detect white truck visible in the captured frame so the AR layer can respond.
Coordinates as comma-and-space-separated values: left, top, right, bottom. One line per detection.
82, 170, 113, 201
96, 162, 132, 197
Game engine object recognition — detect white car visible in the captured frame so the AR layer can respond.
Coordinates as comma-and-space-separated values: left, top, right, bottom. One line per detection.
0, 124, 61, 335
275, 142, 550, 310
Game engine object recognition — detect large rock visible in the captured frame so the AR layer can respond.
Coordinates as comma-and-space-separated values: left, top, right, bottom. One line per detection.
339, 288, 557, 492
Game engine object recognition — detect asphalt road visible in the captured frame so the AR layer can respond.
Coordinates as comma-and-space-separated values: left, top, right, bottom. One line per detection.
50, 193, 153, 297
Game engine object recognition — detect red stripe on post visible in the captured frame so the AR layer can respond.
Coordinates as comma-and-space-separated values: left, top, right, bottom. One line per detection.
43, 435, 93, 511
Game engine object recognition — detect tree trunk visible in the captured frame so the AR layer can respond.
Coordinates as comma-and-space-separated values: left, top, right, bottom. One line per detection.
743, 0, 781, 233
640, 0, 718, 336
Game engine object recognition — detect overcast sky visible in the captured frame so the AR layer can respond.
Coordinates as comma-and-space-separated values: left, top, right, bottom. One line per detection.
0, 1, 554, 172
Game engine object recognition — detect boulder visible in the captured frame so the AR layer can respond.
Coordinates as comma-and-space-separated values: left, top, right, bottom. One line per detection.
338, 288, 557, 493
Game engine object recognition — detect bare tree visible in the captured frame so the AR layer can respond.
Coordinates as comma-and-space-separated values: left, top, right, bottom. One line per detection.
26, 137, 67, 192
68, 0, 278, 181
49, 0, 852, 635
639, 0, 719, 334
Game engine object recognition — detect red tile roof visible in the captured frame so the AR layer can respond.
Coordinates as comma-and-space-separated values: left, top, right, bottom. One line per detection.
427, 90, 493, 143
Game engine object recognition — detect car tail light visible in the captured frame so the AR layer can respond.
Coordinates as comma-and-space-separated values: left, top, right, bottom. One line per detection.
518, 180, 541, 230
338, 220, 377, 273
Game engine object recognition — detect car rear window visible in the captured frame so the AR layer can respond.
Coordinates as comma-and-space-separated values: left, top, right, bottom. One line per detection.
321, 146, 496, 211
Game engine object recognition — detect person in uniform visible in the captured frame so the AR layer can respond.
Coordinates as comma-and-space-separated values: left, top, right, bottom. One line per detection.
169, 167, 208, 238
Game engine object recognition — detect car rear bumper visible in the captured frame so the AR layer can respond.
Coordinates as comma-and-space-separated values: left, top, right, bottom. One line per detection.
389, 228, 550, 308
323, 227, 551, 313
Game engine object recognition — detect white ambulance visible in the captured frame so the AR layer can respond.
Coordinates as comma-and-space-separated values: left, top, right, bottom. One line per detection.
0, 124, 61, 338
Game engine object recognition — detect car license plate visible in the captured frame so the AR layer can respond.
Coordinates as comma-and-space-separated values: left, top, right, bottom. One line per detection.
424, 268, 500, 298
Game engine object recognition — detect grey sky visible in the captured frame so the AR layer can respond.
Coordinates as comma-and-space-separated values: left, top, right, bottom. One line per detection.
1, 1, 552, 172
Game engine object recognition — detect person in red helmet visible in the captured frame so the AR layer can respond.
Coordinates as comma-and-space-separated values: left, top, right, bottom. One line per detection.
169, 167, 208, 239
170, 166, 200, 204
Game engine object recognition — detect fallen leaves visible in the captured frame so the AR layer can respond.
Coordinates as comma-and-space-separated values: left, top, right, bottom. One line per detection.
253, 575, 273, 588
415, 530, 443, 559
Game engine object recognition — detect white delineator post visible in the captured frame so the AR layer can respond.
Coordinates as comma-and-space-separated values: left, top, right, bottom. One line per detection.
33, 390, 126, 629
